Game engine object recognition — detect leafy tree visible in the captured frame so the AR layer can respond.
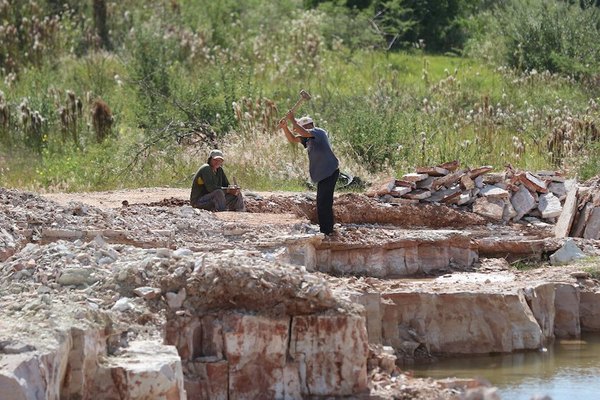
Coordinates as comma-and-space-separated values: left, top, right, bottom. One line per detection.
305, 0, 481, 52
371, 0, 416, 50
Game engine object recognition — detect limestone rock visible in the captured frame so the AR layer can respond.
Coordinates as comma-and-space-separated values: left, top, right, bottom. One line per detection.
554, 284, 580, 339
549, 238, 586, 265
381, 291, 543, 354
290, 315, 369, 396
94, 341, 185, 400
511, 185, 537, 221
538, 193, 562, 219
580, 291, 600, 331
583, 207, 600, 239
473, 197, 505, 220
554, 185, 578, 238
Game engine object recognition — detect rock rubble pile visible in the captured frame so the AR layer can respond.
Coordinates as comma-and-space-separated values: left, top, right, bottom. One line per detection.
371, 161, 565, 221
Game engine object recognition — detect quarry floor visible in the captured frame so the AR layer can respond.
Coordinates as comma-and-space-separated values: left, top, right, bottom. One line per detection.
2, 187, 600, 399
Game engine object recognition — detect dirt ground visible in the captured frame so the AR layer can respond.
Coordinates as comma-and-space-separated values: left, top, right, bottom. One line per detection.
42, 186, 492, 229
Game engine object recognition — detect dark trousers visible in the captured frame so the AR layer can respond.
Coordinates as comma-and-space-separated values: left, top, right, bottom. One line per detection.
317, 169, 339, 235
194, 189, 245, 211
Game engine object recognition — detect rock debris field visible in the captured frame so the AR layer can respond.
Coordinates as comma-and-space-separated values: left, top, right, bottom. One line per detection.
2, 184, 600, 399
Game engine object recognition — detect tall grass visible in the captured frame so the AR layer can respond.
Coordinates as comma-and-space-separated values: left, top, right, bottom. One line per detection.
0, 0, 599, 192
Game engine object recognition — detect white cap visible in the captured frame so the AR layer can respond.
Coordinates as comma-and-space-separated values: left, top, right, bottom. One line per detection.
209, 149, 224, 160
296, 116, 313, 127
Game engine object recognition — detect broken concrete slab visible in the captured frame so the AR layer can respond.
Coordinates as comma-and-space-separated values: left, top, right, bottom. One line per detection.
536, 170, 566, 182
482, 172, 505, 185
460, 174, 475, 190
416, 176, 434, 190
437, 160, 460, 172
457, 193, 472, 205
423, 187, 461, 203
474, 175, 485, 189
503, 201, 517, 222
394, 179, 416, 188
548, 181, 567, 198
390, 186, 412, 197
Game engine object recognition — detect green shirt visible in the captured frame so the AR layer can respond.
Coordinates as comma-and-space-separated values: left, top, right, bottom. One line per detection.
190, 164, 230, 205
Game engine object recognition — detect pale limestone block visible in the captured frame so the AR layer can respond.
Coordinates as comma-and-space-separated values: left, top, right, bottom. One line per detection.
548, 181, 566, 198
402, 172, 429, 182
184, 360, 228, 400
524, 283, 556, 342
473, 197, 504, 220
390, 186, 412, 197
381, 291, 543, 354
580, 291, 600, 332
94, 341, 185, 400
550, 238, 585, 265
554, 185, 578, 238
554, 284, 581, 339
402, 189, 431, 200
354, 292, 382, 344
386, 247, 409, 276
480, 185, 510, 199
511, 185, 536, 221
416, 176, 435, 190
503, 201, 517, 222
538, 192, 562, 219
571, 202, 594, 237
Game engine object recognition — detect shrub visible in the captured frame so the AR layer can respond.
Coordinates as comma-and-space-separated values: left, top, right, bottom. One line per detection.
327, 95, 416, 171
468, 0, 600, 79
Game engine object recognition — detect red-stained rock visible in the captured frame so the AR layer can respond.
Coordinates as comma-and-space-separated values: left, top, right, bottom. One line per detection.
223, 313, 291, 400
184, 360, 228, 400
290, 315, 369, 396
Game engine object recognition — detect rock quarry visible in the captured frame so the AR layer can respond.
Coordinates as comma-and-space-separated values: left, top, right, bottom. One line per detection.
2, 165, 600, 399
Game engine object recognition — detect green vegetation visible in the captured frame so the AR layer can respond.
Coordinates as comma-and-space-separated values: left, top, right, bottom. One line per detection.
584, 266, 600, 281
576, 257, 600, 279
510, 259, 545, 271
0, 0, 599, 192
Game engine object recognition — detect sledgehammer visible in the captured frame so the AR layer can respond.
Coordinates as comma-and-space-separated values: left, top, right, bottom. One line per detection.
285, 89, 311, 116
